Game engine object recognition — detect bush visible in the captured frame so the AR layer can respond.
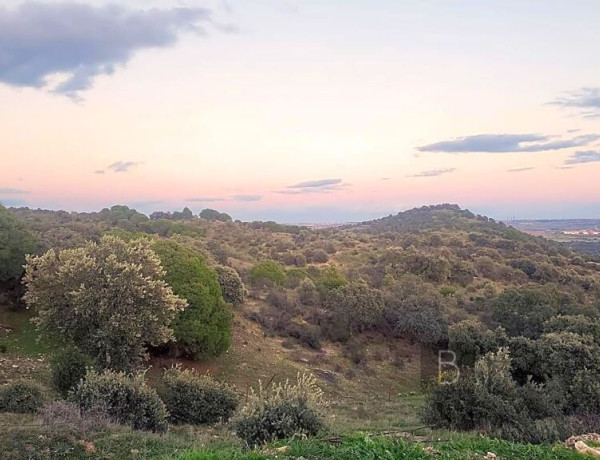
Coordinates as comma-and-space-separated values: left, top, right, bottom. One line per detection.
249, 260, 287, 287
0, 380, 47, 413
215, 265, 247, 306
153, 240, 233, 360
324, 280, 384, 334
51, 347, 94, 397
297, 278, 318, 306
162, 367, 238, 425
70, 369, 168, 432
232, 374, 326, 446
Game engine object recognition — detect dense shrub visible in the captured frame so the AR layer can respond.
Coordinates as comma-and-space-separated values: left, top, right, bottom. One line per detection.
383, 275, 448, 345
232, 374, 326, 446
70, 369, 168, 432
154, 240, 233, 359
162, 367, 238, 425
24, 236, 186, 372
315, 265, 347, 295
248, 260, 287, 287
0, 380, 47, 413
448, 320, 507, 366
51, 347, 94, 397
324, 280, 384, 334
0, 205, 37, 284
215, 265, 247, 306
297, 278, 318, 306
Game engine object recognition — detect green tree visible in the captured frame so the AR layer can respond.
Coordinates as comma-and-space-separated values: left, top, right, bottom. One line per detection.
153, 240, 233, 359
249, 260, 286, 287
23, 236, 186, 371
0, 205, 37, 283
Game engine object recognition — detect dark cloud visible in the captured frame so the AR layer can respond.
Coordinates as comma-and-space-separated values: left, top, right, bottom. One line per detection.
507, 167, 535, 173
564, 151, 600, 165
108, 161, 142, 172
0, 187, 28, 194
0, 2, 212, 99
418, 133, 599, 153
408, 168, 456, 178
549, 88, 600, 118
287, 179, 342, 189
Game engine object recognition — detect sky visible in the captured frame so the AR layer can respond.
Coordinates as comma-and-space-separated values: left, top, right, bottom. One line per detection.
1, 0, 600, 223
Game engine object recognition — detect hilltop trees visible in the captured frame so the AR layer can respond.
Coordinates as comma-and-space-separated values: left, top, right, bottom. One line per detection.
0, 205, 36, 286
153, 240, 233, 359
23, 236, 186, 371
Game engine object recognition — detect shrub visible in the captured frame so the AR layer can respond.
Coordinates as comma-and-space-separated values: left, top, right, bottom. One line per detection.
232, 373, 326, 446
249, 260, 286, 287
297, 278, 318, 306
162, 367, 238, 425
448, 320, 507, 366
153, 240, 233, 360
324, 280, 384, 333
39, 400, 112, 433
24, 236, 186, 372
215, 265, 247, 306
51, 347, 94, 397
70, 369, 168, 432
0, 380, 47, 413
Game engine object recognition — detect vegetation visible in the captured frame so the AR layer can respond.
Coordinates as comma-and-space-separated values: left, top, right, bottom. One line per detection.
215, 265, 247, 306
23, 235, 187, 371
0, 205, 36, 287
50, 347, 94, 397
162, 367, 238, 425
232, 374, 326, 447
71, 369, 169, 432
0, 379, 47, 413
153, 240, 233, 359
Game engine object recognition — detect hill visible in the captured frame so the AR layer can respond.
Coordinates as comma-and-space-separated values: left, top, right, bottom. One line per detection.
2, 203, 600, 457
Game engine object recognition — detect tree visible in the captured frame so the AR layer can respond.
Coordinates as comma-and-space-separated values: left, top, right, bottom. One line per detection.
200, 208, 232, 222
153, 240, 233, 359
0, 205, 37, 284
249, 260, 286, 287
324, 280, 384, 333
23, 236, 186, 371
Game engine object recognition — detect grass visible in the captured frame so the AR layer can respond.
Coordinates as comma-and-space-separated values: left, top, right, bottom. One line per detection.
172, 434, 587, 460
0, 305, 59, 356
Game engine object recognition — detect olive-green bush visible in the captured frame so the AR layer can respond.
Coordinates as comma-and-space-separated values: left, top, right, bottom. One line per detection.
0, 380, 47, 414
162, 367, 238, 425
70, 369, 168, 432
51, 347, 94, 397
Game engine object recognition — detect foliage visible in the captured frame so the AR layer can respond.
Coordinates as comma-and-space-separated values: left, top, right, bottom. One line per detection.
383, 275, 448, 344
200, 209, 232, 222
0, 379, 47, 413
70, 369, 168, 432
449, 320, 508, 366
492, 285, 574, 338
215, 265, 247, 306
0, 205, 37, 283
297, 277, 318, 305
51, 347, 94, 397
248, 260, 287, 287
161, 367, 238, 425
324, 280, 384, 334
23, 236, 187, 371
232, 373, 326, 446
153, 240, 232, 359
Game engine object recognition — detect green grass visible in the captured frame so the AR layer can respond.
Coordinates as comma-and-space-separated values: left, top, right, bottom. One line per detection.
0, 307, 59, 356
173, 434, 587, 459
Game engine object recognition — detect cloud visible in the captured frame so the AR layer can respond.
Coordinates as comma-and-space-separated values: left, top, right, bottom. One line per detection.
231, 194, 262, 202
187, 194, 262, 202
564, 150, 600, 165
507, 167, 535, 173
549, 88, 600, 118
381, 177, 391, 181
94, 170, 105, 175
287, 179, 342, 189
108, 161, 141, 172
417, 133, 600, 153
0, 2, 212, 99
408, 168, 456, 178
556, 166, 574, 170
0, 187, 28, 194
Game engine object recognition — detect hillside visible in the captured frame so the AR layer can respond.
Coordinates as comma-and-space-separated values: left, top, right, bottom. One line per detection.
1, 203, 600, 458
